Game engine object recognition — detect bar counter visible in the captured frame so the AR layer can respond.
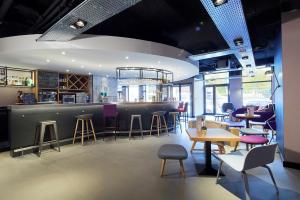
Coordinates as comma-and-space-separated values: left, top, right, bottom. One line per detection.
8, 102, 178, 156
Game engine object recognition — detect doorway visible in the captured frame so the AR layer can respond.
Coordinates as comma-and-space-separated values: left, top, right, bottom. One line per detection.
204, 85, 229, 114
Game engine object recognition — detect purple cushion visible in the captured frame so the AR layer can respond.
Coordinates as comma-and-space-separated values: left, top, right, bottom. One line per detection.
240, 135, 269, 144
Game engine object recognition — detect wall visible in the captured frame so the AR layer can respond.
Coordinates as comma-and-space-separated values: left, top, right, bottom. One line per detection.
229, 77, 243, 108
274, 30, 285, 158
0, 87, 33, 106
281, 10, 300, 164
93, 76, 117, 103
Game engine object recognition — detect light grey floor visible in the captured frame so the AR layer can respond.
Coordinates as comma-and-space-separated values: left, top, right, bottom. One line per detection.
0, 128, 300, 200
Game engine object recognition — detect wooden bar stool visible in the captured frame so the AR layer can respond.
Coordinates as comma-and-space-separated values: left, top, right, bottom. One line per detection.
129, 114, 143, 139
169, 111, 182, 133
150, 111, 168, 136
73, 114, 97, 145
35, 120, 60, 157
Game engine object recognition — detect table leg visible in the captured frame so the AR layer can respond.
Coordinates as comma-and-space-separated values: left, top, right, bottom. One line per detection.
197, 141, 223, 176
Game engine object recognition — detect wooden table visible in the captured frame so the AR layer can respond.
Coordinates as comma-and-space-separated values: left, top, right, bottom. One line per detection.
186, 128, 240, 176
235, 114, 260, 128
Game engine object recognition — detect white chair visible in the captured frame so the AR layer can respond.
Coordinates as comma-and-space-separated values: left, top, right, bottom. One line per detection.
216, 144, 279, 200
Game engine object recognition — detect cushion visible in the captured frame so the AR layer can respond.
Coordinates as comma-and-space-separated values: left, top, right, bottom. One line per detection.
158, 144, 188, 160
240, 135, 269, 144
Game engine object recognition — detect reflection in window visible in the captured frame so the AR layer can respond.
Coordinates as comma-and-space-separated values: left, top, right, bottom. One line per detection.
205, 72, 229, 85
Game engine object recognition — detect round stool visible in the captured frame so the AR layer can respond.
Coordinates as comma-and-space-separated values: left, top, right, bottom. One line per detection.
129, 114, 143, 139
35, 120, 60, 157
73, 114, 97, 145
150, 111, 168, 136
157, 144, 188, 177
236, 135, 269, 151
240, 128, 269, 137
169, 112, 182, 133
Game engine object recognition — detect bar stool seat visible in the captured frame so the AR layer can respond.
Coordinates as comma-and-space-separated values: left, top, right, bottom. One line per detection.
169, 111, 182, 133
129, 114, 143, 139
150, 111, 168, 136
73, 114, 97, 145
35, 120, 60, 157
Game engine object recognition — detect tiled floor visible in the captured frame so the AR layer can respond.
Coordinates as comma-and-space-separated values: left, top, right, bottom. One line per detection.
0, 126, 299, 200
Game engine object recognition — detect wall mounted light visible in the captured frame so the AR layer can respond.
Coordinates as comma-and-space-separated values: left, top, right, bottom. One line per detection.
242, 56, 248, 60
246, 64, 251, 67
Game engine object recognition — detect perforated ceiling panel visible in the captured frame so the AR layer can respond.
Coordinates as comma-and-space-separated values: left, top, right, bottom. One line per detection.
198, 0, 256, 68
37, 0, 142, 41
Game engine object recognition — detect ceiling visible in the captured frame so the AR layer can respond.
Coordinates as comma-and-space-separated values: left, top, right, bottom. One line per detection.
0, 0, 299, 73
0, 35, 198, 81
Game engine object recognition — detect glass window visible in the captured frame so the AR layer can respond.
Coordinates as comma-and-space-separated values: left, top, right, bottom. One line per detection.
205, 72, 229, 85
172, 86, 180, 101
128, 85, 139, 102
146, 85, 157, 102
242, 67, 272, 106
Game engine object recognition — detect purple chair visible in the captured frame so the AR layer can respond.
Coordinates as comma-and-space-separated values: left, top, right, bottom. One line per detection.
103, 104, 118, 140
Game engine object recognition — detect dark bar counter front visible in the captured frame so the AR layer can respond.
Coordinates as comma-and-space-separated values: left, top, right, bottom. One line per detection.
8, 102, 178, 156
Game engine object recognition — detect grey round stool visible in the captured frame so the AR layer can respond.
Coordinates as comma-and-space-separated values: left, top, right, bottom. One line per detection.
129, 114, 143, 139
35, 120, 60, 157
150, 111, 168, 136
157, 144, 188, 177
169, 112, 182, 133
73, 114, 97, 145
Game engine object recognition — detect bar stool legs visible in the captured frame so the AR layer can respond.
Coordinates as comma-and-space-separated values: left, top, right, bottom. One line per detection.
73, 115, 97, 145
150, 112, 168, 136
36, 120, 60, 157
129, 115, 143, 139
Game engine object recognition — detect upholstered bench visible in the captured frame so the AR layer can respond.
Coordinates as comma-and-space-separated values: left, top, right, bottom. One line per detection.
235, 135, 269, 151
157, 144, 188, 177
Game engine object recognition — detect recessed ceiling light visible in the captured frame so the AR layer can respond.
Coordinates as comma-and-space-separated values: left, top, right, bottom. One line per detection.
46, 59, 50, 63
125, 56, 129, 60
61, 51, 66, 55
158, 61, 161, 64
71, 59, 75, 62
106, 75, 109, 77
242, 56, 249, 60
70, 19, 87, 29
81, 65, 85, 68
212, 0, 228, 7
246, 64, 251, 68
88, 72, 92, 75
66, 69, 70, 73
234, 37, 243, 46
98, 64, 102, 67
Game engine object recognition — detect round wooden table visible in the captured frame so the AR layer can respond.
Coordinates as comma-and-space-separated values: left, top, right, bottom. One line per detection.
235, 114, 261, 128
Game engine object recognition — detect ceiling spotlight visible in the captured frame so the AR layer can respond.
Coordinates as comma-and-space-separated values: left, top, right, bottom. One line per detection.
125, 56, 129, 60
98, 64, 102, 67
81, 65, 85, 68
70, 19, 87, 29
212, 0, 228, 7
46, 59, 50, 63
66, 69, 70, 73
61, 51, 66, 55
246, 64, 251, 68
234, 37, 243, 46
242, 56, 249, 60
158, 61, 161, 64
71, 59, 75, 62
88, 72, 92, 75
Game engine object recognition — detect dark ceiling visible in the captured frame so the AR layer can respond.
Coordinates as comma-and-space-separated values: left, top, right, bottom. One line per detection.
0, 0, 299, 67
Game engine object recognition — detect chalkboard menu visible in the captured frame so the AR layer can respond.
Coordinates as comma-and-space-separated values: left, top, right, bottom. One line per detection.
38, 70, 59, 88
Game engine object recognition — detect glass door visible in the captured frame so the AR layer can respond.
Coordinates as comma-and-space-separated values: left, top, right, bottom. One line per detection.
181, 85, 192, 116
205, 85, 228, 114
205, 86, 214, 114
215, 86, 229, 114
